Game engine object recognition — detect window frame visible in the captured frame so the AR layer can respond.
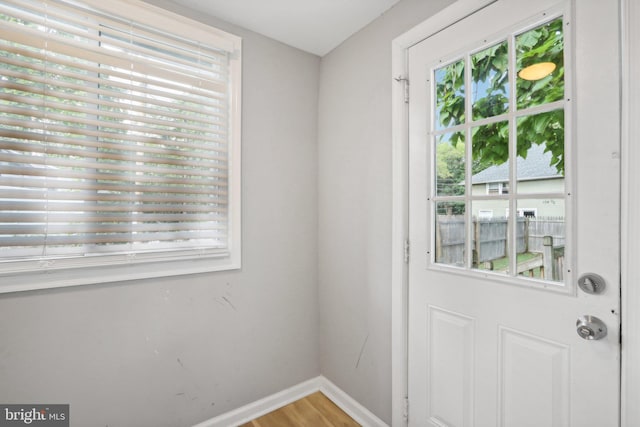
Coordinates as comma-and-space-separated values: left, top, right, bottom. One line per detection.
0, 0, 242, 293
428, 9, 571, 288
486, 182, 509, 195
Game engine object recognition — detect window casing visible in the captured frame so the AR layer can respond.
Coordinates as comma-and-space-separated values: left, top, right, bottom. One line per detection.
0, 0, 242, 292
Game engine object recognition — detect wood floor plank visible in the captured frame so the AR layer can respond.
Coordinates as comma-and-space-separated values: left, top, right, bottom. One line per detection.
239, 392, 360, 427
282, 398, 332, 426
305, 392, 360, 426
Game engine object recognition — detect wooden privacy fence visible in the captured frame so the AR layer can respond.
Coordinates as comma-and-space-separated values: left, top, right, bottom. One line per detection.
527, 216, 565, 252
436, 216, 565, 280
436, 215, 465, 267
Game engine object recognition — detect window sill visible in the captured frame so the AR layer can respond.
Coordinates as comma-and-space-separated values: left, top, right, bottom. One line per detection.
0, 255, 240, 294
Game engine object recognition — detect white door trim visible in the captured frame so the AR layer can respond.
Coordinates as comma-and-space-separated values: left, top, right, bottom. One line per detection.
391, 1, 637, 426
621, 0, 640, 425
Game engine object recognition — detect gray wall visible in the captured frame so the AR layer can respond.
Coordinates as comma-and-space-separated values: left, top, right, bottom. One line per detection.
0, 2, 320, 426
0, 1, 486, 426
317, 0, 454, 423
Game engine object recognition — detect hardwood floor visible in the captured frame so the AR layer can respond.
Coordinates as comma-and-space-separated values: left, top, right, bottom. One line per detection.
239, 392, 360, 427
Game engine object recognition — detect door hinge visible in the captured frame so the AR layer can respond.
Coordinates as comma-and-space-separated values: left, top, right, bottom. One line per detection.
404, 239, 410, 263
394, 76, 410, 103
403, 396, 409, 422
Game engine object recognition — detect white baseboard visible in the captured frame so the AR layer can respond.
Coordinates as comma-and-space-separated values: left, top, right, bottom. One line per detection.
191, 377, 318, 427
191, 375, 388, 427
317, 376, 389, 427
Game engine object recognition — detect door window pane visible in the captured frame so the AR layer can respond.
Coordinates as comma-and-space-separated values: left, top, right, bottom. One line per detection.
517, 199, 565, 283
472, 40, 509, 120
516, 110, 564, 193
516, 17, 564, 110
472, 120, 509, 175
472, 200, 509, 274
436, 132, 466, 196
435, 59, 465, 130
435, 201, 466, 267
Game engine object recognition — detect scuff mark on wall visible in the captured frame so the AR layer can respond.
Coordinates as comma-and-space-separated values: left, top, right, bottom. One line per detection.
213, 282, 238, 311
177, 358, 185, 368
221, 296, 237, 311
214, 294, 237, 311
355, 333, 369, 369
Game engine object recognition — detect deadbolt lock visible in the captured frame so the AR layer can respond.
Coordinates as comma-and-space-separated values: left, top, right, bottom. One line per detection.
578, 273, 606, 295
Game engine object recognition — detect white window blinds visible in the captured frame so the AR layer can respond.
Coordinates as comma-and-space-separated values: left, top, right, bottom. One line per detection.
0, 0, 241, 273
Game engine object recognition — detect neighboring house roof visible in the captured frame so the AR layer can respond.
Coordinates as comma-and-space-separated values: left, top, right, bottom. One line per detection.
471, 143, 562, 184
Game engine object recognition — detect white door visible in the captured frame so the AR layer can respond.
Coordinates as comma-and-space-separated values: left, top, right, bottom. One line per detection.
407, 1, 620, 426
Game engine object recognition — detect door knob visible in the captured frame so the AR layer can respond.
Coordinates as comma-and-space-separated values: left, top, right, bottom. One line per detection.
576, 315, 607, 340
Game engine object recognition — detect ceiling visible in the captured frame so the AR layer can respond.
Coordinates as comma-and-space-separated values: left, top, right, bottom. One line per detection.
168, 0, 402, 56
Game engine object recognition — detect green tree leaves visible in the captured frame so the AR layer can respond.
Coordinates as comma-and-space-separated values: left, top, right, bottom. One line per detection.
436, 60, 465, 130
434, 17, 565, 174
436, 139, 466, 196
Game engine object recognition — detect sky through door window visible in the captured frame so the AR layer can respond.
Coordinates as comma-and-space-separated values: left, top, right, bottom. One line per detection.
432, 14, 567, 284
0, 0, 242, 290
